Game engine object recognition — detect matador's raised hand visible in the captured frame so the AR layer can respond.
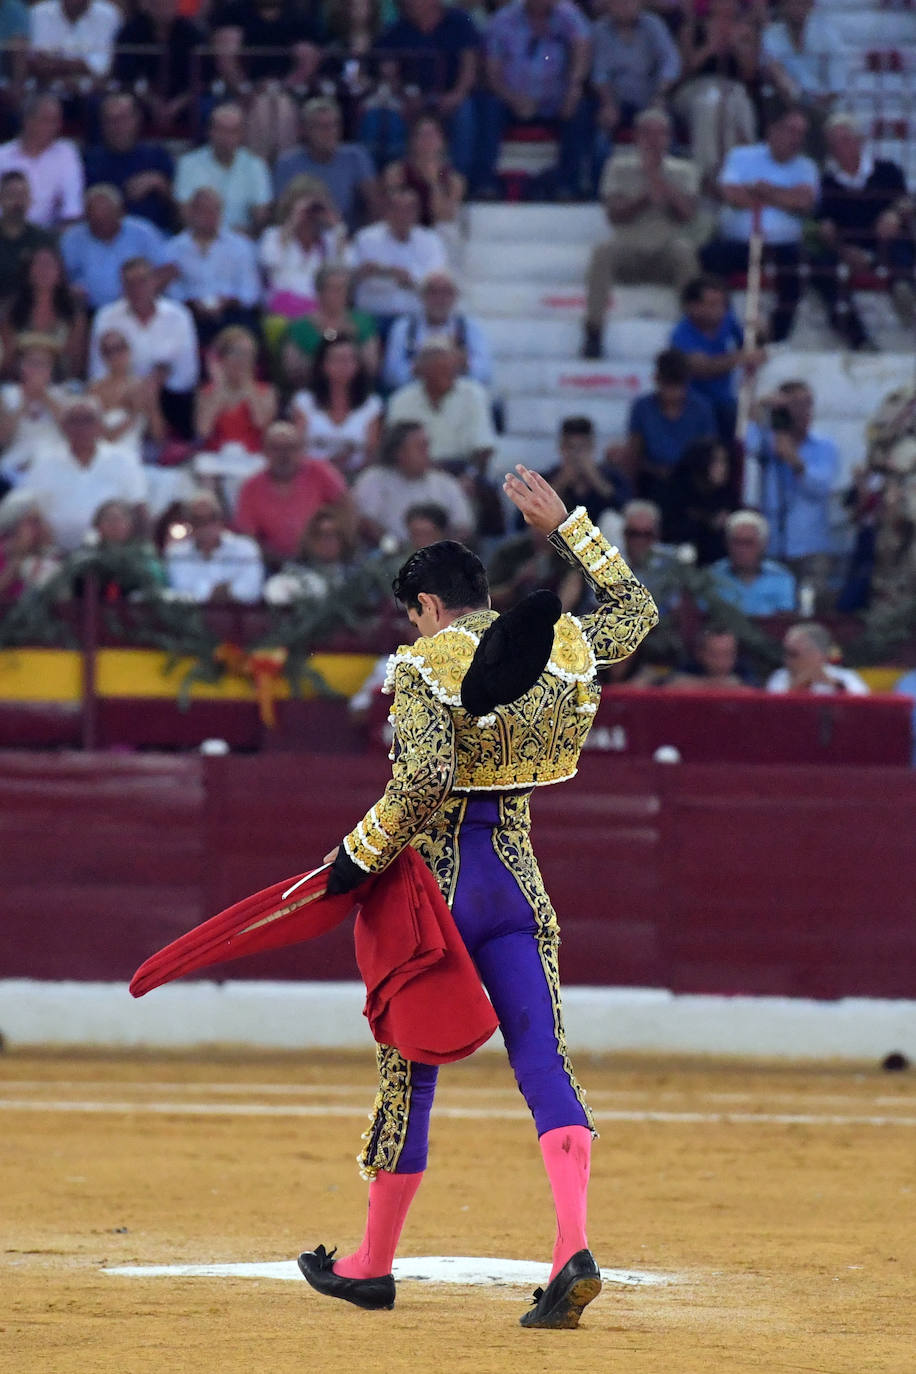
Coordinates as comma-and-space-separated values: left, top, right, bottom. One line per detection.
503, 464, 568, 535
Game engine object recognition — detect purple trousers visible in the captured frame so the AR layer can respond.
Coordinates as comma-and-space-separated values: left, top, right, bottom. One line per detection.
360, 795, 593, 1177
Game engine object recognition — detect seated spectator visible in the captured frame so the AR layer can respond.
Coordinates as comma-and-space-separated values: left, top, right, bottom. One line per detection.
670, 274, 764, 441
405, 500, 449, 550
0, 93, 83, 229
83, 92, 176, 234
0, 336, 68, 483
0, 0, 28, 119
174, 104, 273, 237
0, 171, 53, 305
258, 184, 350, 321
61, 184, 166, 313
479, 0, 592, 199
351, 187, 448, 333
273, 97, 380, 230
211, 0, 321, 162
386, 336, 496, 471
89, 328, 167, 457
583, 109, 699, 359
766, 621, 868, 695
15, 395, 148, 552
0, 490, 60, 599
195, 326, 278, 457
761, 0, 845, 151
710, 508, 797, 614
166, 488, 264, 603
700, 106, 819, 344
667, 625, 754, 691
746, 380, 838, 605
90, 256, 199, 439
291, 334, 382, 475
352, 419, 474, 544
113, 0, 205, 137
488, 523, 586, 613
383, 269, 492, 392
88, 497, 166, 592
28, 0, 120, 94
164, 187, 261, 346
2, 245, 88, 381
544, 415, 631, 524
856, 470, 916, 610
626, 347, 717, 509
664, 436, 733, 560
381, 114, 466, 265
673, 0, 783, 187
265, 504, 363, 603
371, 0, 480, 182
281, 263, 379, 387
815, 113, 916, 331
591, 0, 681, 151
613, 497, 676, 598
234, 419, 350, 567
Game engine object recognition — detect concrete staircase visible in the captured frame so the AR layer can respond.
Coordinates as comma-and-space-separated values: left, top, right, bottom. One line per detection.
465, 204, 916, 484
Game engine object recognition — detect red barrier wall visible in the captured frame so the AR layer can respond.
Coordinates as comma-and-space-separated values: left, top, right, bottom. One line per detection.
1, 752, 914, 999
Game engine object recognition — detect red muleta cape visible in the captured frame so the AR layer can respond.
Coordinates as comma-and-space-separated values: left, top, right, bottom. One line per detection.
129, 848, 498, 1065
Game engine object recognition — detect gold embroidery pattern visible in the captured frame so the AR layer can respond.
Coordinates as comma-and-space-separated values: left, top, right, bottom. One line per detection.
549, 506, 659, 667
410, 793, 467, 905
490, 793, 559, 939
344, 662, 456, 874
535, 933, 597, 1137
358, 1043, 413, 1179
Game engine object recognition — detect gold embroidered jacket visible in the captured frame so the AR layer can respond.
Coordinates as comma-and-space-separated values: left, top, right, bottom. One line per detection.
342, 507, 658, 876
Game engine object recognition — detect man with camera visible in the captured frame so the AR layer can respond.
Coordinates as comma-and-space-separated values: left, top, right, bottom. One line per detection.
745, 380, 839, 608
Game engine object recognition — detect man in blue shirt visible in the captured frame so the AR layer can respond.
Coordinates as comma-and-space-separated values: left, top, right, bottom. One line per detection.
627, 347, 717, 515
61, 183, 166, 310
83, 91, 176, 233
711, 509, 797, 615
163, 185, 261, 345
670, 275, 766, 441
747, 380, 839, 605
700, 106, 818, 342
372, 0, 481, 179
383, 270, 492, 392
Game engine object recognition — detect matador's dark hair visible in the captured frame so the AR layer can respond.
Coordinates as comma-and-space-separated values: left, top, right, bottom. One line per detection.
392, 540, 489, 612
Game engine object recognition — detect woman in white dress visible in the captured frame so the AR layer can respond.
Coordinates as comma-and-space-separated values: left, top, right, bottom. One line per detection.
291, 334, 382, 476
88, 328, 167, 460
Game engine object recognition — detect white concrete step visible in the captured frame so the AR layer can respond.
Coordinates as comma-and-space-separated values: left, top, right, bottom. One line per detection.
466, 202, 605, 244
485, 315, 673, 361
491, 435, 560, 474
505, 393, 632, 438
464, 280, 681, 318
464, 238, 595, 284
494, 357, 654, 396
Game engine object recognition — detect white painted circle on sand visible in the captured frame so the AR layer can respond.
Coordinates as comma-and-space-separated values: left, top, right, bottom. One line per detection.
103, 1257, 672, 1287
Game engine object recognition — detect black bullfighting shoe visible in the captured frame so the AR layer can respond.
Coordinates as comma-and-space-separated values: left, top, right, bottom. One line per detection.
297, 1245, 396, 1310
519, 1249, 602, 1329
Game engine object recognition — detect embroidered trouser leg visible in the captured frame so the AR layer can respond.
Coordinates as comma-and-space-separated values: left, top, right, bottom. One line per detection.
357, 798, 592, 1179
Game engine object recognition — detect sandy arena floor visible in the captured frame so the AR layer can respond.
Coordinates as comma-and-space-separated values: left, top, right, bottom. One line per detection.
2, 1049, 915, 1374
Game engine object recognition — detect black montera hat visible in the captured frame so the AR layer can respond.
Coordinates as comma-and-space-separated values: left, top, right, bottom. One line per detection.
460, 589, 562, 718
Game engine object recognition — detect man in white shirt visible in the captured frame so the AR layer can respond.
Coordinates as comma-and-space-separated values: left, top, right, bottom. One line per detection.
29, 0, 120, 86
16, 395, 147, 551
166, 488, 264, 603
90, 255, 199, 437
0, 93, 84, 228
350, 188, 448, 331
386, 336, 496, 471
700, 105, 819, 342
766, 621, 869, 695
174, 103, 273, 236
762, 0, 845, 113
352, 420, 474, 545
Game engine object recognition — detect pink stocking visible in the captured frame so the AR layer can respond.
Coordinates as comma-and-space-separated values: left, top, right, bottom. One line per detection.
333, 1169, 424, 1279
539, 1124, 592, 1281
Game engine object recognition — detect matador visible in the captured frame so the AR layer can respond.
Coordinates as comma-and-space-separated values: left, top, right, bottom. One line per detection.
298, 465, 658, 1328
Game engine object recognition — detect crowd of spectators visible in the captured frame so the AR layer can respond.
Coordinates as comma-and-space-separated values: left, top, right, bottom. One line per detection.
0, 0, 911, 711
